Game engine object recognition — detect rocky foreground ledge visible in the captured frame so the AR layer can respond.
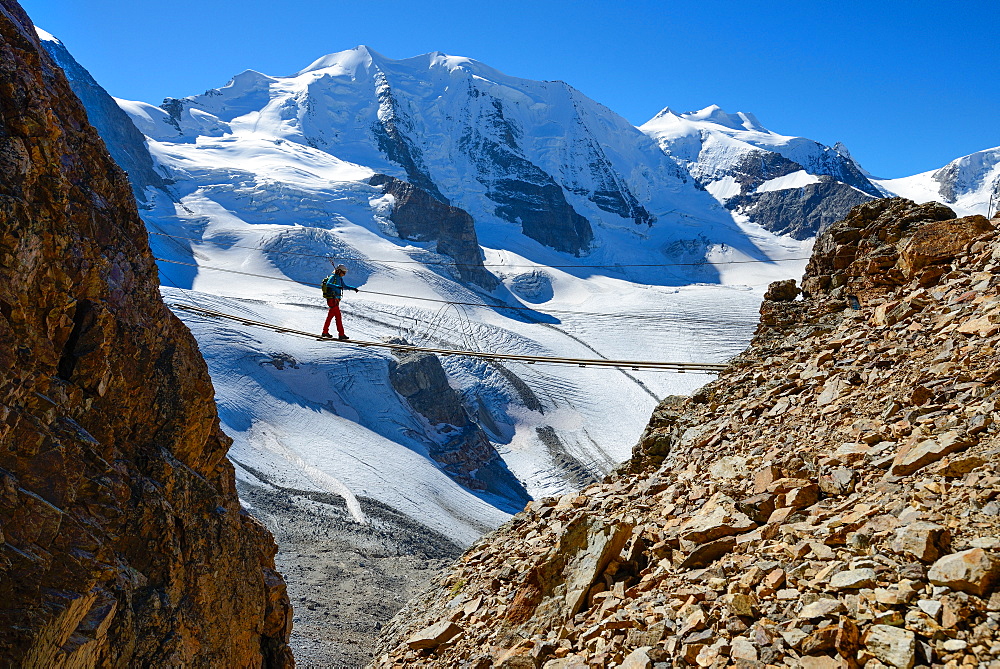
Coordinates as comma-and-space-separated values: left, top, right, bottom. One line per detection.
373, 198, 1000, 668
0, 1, 292, 664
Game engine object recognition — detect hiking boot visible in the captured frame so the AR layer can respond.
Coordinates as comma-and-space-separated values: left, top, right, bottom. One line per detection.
320, 332, 332, 339
338, 335, 350, 341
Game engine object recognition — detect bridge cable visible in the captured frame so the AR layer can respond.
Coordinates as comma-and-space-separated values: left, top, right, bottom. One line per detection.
148, 231, 810, 269
170, 303, 728, 373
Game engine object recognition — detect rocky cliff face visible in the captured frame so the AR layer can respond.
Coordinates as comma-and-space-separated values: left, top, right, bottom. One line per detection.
874, 146, 1000, 220
454, 94, 597, 256
727, 176, 876, 240
387, 340, 530, 506
369, 78, 450, 205
931, 148, 1000, 207
708, 147, 881, 241
369, 174, 498, 288
0, 2, 292, 665
373, 198, 1000, 668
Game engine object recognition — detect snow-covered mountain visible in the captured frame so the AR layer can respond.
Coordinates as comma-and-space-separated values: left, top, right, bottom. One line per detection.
123, 46, 709, 257
40, 35, 816, 549
639, 105, 885, 239
876, 146, 1000, 217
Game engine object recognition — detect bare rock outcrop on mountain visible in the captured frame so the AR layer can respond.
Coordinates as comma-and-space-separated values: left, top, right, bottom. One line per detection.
387, 340, 530, 506
370, 174, 498, 288
0, 2, 292, 665
716, 149, 880, 240
373, 198, 1000, 668
728, 176, 877, 240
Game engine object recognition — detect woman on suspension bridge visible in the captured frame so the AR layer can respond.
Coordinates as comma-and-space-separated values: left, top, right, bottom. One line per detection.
320, 264, 359, 340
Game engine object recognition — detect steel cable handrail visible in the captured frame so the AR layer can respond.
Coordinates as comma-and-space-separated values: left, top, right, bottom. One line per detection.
170, 303, 728, 373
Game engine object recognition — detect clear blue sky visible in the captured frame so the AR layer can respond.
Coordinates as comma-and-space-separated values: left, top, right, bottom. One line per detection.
21, 0, 999, 178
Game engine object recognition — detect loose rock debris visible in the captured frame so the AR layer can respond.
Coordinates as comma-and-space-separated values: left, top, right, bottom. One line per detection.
373, 199, 1000, 668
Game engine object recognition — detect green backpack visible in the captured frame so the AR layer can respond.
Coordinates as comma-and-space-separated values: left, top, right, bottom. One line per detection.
321, 274, 338, 299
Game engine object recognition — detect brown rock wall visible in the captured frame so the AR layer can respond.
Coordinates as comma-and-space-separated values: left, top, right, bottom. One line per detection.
802, 196, 993, 301
0, 2, 292, 665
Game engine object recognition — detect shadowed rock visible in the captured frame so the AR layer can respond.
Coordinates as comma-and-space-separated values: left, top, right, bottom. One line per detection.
386, 339, 529, 507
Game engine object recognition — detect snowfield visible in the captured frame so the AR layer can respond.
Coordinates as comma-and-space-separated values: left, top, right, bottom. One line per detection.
155, 234, 797, 545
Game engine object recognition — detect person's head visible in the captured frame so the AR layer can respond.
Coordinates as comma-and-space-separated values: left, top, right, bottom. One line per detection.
335, 264, 348, 276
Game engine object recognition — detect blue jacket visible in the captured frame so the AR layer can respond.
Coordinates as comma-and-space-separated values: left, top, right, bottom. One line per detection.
322, 273, 356, 299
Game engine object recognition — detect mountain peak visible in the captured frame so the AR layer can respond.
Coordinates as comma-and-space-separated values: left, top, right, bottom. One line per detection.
297, 45, 385, 76
680, 105, 766, 132
226, 68, 276, 89
642, 105, 768, 134
649, 106, 679, 121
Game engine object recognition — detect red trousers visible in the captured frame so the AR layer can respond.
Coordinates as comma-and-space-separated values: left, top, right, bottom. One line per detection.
323, 298, 345, 336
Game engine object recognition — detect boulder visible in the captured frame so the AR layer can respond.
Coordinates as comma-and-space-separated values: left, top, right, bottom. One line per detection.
890, 522, 951, 563
730, 636, 758, 662
956, 316, 1000, 337
864, 625, 916, 669
928, 548, 1000, 596
764, 279, 801, 302
543, 658, 589, 669
737, 493, 777, 524
752, 465, 783, 494
817, 378, 849, 406
798, 598, 846, 620
899, 215, 995, 277
619, 646, 653, 669
890, 432, 973, 476
873, 300, 919, 327
678, 494, 756, 546
798, 657, 849, 669
829, 568, 877, 590
709, 455, 747, 480
405, 620, 464, 650
800, 624, 838, 654
783, 483, 820, 509
721, 593, 757, 617
527, 518, 634, 625
678, 536, 738, 570
819, 467, 857, 496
